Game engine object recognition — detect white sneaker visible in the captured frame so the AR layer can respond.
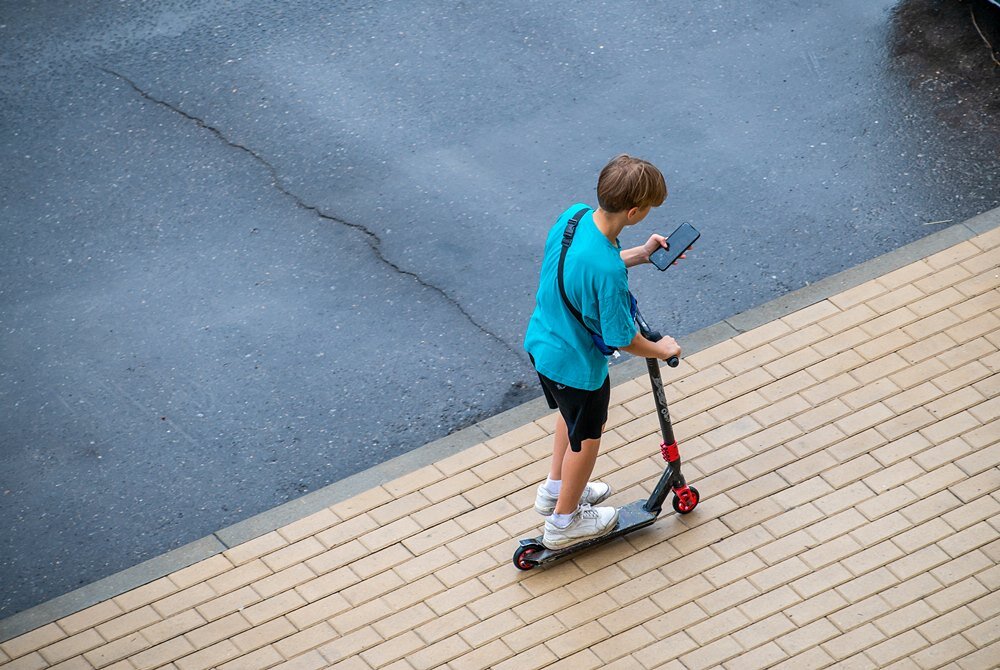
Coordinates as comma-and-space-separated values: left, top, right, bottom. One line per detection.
534, 481, 613, 516
542, 504, 620, 550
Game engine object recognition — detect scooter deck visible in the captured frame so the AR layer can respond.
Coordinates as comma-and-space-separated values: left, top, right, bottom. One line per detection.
518, 499, 659, 568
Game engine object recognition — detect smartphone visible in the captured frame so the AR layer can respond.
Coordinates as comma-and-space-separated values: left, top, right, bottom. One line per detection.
650, 222, 700, 271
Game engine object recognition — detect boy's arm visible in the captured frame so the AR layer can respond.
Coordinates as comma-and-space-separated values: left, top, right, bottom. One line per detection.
620, 330, 681, 360
620, 234, 668, 268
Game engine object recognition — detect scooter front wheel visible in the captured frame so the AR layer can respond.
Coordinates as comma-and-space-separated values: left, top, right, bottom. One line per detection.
672, 486, 700, 514
513, 544, 542, 571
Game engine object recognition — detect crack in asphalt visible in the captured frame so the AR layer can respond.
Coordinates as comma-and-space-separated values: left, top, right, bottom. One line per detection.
97, 65, 521, 360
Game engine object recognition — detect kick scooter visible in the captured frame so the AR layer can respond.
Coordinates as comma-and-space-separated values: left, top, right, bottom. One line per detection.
513, 309, 700, 571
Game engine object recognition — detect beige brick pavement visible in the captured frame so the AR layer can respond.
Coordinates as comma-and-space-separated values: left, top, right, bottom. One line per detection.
2, 227, 998, 669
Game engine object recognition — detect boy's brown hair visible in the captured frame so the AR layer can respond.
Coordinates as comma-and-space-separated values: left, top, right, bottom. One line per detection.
596, 154, 667, 213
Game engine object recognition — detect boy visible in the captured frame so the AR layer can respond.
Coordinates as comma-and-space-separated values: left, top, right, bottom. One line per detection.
524, 154, 682, 549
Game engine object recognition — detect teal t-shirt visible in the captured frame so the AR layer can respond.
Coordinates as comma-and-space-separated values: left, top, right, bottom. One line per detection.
524, 204, 637, 390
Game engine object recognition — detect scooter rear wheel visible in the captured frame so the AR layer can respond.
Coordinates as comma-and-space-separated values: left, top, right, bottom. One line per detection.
513, 544, 542, 571
672, 486, 700, 514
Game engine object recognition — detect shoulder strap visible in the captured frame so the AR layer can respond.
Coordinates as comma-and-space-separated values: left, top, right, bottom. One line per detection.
557, 206, 595, 335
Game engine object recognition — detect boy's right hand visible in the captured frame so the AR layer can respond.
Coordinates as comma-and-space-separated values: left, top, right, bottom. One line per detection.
657, 336, 681, 362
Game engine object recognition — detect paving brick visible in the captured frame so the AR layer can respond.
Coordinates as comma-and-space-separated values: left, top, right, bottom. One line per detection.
195, 586, 261, 623
889, 357, 951, 392
785, 423, 847, 459
449, 639, 516, 670
735, 584, 802, 620
892, 518, 954, 555
958, 639, 1000, 670
952, 285, 1000, 318
955, 443, 1000, 478
873, 599, 938, 640
861, 304, 921, 338
151, 582, 216, 619
130, 636, 196, 670
968, 589, 1000, 620
355, 630, 422, 669
262, 622, 333, 663
82, 632, 149, 667
926, 576, 990, 616
693, 578, 759, 615
726, 471, 786, 506
749, 556, 812, 592
137, 608, 203, 646
842, 540, 905, 576
486, 422, 547, 454
800, 508, 862, 545
175, 640, 242, 670
948, 311, 1000, 346
786, 589, 849, 626
702, 552, 768, 589
931, 550, 994, 587
873, 431, 933, 467
679, 635, 743, 670
933, 366, 992, 404
111, 577, 178, 615
912, 633, 976, 669
410, 494, 474, 530
792, 398, 852, 433
542, 620, 610, 660
248, 564, 312, 600
755, 529, 816, 566
224, 532, 288, 567
687, 607, 751, 646
775, 617, 840, 656
491, 644, 559, 670
182, 611, 250, 650
304, 539, 367, 576
240, 590, 307, 629
607, 568, 671, 608
828, 593, 892, 632
863, 458, 924, 494
950, 468, 1000, 502
770, 646, 835, 670
271, 650, 327, 670
866, 629, 930, 667
36, 629, 103, 666
232, 616, 298, 655
938, 520, 998, 558
702, 415, 764, 449
879, 577, 942, 620
820, 623, 885, 661
591, 626, 657, 664
494, 615, 561, 656
916, 606, 981, 645
856, 485, 919, 521
206, 560, 271, 597
736, 444, 798, 479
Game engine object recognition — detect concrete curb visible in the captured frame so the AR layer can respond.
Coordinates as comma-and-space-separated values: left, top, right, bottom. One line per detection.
2, 205, 998, 643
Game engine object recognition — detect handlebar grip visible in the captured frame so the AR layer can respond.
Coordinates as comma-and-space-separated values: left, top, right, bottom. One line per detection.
667, 356, 679, 368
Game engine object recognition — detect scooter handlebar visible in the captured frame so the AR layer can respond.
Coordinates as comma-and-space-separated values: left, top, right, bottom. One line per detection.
635, 307, 680, 367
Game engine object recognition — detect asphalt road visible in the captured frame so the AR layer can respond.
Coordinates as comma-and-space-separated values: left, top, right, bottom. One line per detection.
1, 0, 998, 618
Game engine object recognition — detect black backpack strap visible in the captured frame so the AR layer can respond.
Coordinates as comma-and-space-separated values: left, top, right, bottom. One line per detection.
557, 206, 596, 336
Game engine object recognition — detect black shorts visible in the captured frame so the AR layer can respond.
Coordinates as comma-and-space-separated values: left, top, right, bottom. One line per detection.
534, 365, 611, 453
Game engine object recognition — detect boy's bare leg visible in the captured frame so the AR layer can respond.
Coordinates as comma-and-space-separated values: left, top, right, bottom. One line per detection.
554, 435, 601, 515
548, 414, 571, 481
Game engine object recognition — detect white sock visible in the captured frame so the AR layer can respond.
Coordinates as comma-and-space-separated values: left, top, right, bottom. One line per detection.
549, 511, 575, 528
544, 477, 561, 496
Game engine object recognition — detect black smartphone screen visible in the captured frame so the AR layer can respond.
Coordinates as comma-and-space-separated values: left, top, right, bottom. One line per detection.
650, 223, 700, 271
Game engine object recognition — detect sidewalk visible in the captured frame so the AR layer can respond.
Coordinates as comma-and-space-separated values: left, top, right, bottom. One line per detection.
1, 211, 998, 670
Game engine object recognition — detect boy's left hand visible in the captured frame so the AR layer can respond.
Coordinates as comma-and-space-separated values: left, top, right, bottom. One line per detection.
642, 234, 668, 262
641, 234, 688, 266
